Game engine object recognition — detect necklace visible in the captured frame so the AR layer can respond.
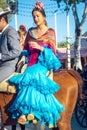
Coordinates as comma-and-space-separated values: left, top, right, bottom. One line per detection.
34, 27, 48, 38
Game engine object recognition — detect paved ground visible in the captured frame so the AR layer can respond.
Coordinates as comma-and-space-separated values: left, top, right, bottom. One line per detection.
5, 112, 87, 130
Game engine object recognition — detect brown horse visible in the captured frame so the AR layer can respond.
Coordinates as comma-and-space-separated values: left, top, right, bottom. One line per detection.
0, 69, 83, 130
53, 69, 82, 130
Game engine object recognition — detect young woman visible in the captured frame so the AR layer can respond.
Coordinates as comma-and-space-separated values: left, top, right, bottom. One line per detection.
8, 2, 65, 128
18, 25, 27, 50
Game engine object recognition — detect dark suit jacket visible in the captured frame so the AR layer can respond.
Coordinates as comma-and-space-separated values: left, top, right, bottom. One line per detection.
0, 25, 21, 82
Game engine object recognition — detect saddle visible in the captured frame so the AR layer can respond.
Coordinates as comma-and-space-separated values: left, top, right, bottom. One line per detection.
0, 64, 53, 93
0, 72, 18, 93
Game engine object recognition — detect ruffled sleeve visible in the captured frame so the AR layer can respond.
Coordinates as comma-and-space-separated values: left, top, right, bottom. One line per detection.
19, 50, 28, 63
38, 48, 62, 71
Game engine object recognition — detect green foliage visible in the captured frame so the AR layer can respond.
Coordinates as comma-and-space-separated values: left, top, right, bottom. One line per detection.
0, 0, 8, 10
0, 0, 12, 22
57, 41, 70, 48
54, 0, 86, 14
7, 0, 18, 14
55, 0, 86, 7
56, 0, 86, 4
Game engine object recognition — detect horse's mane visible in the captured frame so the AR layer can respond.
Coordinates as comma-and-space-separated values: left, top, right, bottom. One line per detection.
67, 69, 83, 98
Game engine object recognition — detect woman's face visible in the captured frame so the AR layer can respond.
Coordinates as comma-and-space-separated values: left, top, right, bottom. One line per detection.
33, 11, 45, 26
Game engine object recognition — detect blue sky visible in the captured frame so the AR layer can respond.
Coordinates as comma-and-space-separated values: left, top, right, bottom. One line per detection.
9, 0, 87, 43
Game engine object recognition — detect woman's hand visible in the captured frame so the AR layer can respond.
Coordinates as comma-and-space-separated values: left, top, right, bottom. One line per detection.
29, 41, 44, 51
17, 56, 26, 67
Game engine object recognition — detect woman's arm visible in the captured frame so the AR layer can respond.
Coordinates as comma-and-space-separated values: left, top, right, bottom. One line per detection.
29, 41, 44, 52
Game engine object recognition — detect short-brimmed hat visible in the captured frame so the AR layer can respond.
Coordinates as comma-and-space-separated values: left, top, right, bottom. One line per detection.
0, 8, 11, 17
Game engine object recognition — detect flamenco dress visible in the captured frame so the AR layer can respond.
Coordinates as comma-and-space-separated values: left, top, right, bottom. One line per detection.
8, 47, 65, 127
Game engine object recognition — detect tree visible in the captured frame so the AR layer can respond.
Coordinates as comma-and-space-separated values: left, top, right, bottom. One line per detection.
7, 0, 18, 14
58, 41, 69, 48
0, 0, 8, 9
0, 0, 12, 22
54, 0, 87, 70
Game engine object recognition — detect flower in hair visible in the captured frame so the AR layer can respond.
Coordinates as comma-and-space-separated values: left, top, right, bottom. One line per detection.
20, 25, 26, 31
34, 2, 44, 10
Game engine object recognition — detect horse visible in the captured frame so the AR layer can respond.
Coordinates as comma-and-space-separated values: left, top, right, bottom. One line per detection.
0, 69, 83, 130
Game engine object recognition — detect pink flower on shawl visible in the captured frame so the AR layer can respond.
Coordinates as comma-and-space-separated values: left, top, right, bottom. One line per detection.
34, 2, 44, 10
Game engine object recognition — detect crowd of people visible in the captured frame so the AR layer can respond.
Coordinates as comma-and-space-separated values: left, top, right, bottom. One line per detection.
0, 2, 65, 129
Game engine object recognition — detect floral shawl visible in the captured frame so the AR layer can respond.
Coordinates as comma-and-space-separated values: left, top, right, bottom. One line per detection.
23, 27, 56, 66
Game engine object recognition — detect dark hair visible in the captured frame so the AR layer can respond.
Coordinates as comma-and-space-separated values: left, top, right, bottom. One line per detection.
32, 8, 47, 26
32, 7, 46, 17
0, 15, 8, 23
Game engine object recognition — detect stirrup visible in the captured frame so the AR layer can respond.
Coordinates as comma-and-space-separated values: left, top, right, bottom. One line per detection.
32, 119, 38, 124
49, 124, 54, 128
27, 114, 34, 121
18, 115, 27, 125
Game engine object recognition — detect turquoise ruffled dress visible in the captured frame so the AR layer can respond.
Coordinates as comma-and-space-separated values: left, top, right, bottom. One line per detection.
8, 48, 65, 127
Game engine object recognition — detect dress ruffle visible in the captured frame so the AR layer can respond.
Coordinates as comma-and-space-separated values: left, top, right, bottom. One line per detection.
8, 48, 65, 127
8, 64, 59, 94
19, 50, 28, 64
38, 48, 61, 70
8, 87, 65, 127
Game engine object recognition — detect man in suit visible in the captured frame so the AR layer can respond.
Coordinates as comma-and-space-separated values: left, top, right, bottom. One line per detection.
0, 8, 21, 82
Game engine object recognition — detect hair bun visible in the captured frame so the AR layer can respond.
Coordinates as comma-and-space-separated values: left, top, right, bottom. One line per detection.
34, 2, 44, 10
20, 25, 26, 31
